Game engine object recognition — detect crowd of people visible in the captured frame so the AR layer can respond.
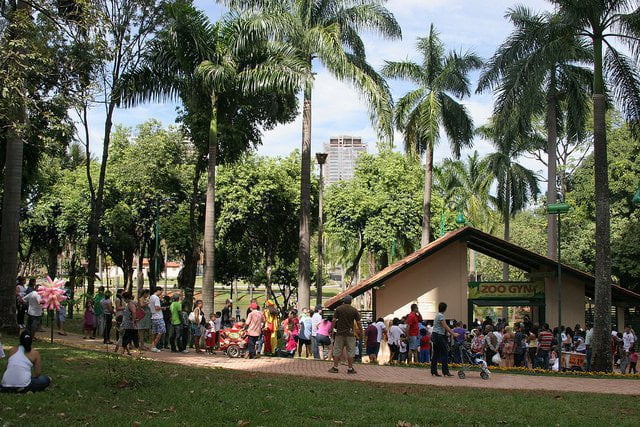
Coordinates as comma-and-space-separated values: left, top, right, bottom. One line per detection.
5, 278, 639, 393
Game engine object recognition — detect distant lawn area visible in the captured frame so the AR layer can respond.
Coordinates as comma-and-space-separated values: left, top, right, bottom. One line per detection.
0, 341, 638, 426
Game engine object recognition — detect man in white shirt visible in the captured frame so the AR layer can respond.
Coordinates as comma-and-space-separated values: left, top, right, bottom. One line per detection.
623, 325, 636, 352
311, 305, 323, 359
25, 285, 43, 338
149, 286, 165, 352
374, 318, 386, 344
585, 323, 594, 370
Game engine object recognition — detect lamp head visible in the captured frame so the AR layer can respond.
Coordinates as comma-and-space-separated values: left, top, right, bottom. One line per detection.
315, 152, 328, 165
455, 211, 466, 225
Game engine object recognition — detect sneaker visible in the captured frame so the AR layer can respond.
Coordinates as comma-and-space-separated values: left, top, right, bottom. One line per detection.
150, 348, 161, 353
181, 350, 189, 354
347, 368, 357, 375
328, 367, 339, 373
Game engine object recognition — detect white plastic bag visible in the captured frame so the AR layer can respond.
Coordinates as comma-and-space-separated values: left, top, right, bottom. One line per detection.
0, 342, 5, 359
491, 353, 502, 365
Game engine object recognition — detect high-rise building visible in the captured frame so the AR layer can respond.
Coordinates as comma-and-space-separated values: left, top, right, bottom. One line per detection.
324, 136, 367, 186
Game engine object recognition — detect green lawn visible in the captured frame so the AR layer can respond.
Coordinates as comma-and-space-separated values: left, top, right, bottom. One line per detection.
0, 341, 638, 426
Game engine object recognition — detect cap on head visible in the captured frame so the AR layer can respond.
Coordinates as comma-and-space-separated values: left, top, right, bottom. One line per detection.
343, 295, 353, 304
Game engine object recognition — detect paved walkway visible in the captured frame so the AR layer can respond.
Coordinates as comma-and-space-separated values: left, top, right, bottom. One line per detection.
51, 333, 639, 396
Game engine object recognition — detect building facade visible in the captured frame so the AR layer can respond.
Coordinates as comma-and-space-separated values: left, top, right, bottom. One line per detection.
324, 136, 367, 186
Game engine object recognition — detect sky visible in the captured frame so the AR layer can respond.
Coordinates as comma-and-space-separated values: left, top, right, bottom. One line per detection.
84, 0, 554, 175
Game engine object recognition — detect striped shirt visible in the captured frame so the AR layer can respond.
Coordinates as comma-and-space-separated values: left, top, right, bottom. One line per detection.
538, 330, 553, 351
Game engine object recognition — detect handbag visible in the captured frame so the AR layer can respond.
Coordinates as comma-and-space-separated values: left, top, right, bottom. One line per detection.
492, 353, 502, 365
135, 307, 145, 321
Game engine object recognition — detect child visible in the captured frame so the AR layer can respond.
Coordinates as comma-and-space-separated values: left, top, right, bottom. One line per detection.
83, 300, 95, 339
398, 334, 408, 363
629, 347, 638, 374
208, 314, 218, 349
284, 332, 297, 357
235, 307, 241, 322
204, 323, 216, 354
419, 329, 431, 363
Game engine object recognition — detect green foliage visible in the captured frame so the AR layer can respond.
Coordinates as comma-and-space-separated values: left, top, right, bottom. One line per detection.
325, 150, 437, 278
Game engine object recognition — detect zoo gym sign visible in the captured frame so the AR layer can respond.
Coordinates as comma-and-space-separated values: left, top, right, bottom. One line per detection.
467, 281, 545, 300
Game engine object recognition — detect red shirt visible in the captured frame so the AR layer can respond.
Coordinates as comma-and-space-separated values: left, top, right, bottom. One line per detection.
420, 335, 431, 351
538, 330, 553, 351
407, 312, 421, 336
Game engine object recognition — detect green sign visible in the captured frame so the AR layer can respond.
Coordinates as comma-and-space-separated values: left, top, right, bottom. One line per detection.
468, 281, 545, 300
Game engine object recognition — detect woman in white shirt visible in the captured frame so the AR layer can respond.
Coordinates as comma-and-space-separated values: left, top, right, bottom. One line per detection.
1, 331, 50, 393
387, 318, 403, 362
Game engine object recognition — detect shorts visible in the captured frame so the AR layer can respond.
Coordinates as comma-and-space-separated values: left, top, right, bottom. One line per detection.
152, 318, 166, 334
333, 335, 356, 358
298, 338, 311, 346
366, 343, 380, 356
408, 335, 420, 351
56, 307, 66, 323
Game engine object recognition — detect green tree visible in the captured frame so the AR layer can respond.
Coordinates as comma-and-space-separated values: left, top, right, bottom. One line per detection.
550, 0, 640, 372
478, 5, 592, 259
325, 150, 427, 284
121, 1, 304, 314
382, 24, 482, 247
221, 0, 402, 310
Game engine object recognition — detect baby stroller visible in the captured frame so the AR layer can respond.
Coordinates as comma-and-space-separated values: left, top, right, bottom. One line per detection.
217, 325, 249, 358
457, 342, 490, 380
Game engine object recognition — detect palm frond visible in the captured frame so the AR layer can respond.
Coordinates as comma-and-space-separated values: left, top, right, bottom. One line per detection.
439, 93, 474, 158
604, 45, 640, 135
380, 60, 424, 85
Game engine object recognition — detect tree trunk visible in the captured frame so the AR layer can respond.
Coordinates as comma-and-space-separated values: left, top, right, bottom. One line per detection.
502, 175, 511, 282
298, 81, 312, 311
0, 102, 26, 337
47, 246, 59, 280
86, 100, 117, 295
421, 146, 434, 247
546, 88, 558, 260
591, 36, 612, 371
202, 94, 218, 317
0, 1, 30, 336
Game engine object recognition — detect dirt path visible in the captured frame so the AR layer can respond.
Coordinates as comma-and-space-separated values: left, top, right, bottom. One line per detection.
52, 333, 639, 396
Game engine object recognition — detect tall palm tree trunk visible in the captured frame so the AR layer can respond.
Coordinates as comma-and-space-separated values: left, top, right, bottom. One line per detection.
421, 146, 434, 247
546, 89, 558, 260
202, 95, 218, 317
591, 36, 612, 372
0, 111, 25, 336
298, 81, 312, 311
502, 175, 511, 281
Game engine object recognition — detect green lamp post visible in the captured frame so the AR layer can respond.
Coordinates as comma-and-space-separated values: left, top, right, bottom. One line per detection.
547, 202, 569, 368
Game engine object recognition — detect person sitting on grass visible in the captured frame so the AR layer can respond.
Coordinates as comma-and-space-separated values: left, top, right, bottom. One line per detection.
1, 331, 50, 393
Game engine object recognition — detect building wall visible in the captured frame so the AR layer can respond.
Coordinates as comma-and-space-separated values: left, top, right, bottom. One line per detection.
374, 242, 468, 322
324, 136, 367, 186
544, 274, 587, 327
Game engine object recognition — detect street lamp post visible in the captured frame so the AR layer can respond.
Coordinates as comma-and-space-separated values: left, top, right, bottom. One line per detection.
315, 153, 328, 307
547, 202, 570, 368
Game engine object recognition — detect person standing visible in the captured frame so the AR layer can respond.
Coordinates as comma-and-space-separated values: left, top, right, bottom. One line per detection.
149, 286, 166, 353
24, 284, 43, 339
536, 323, 554, 370
430, 302, 458, 377
311, 305, 323, 359
484, 325, 500, 367
263, 301, 279, 355
364, 321, 379, 363
192, 300, 206, 354
221, 299, 233, 328
137, 290, 151, 351
245, 303, 263, 359
585, 323, 594, 370
406, 304, 422, 363
387, 318, 403, 362
15, 277, 27, 329
114, 289, 124, 343
298, 308, 312, 358
161, 295, 172, 349
93, 286, 106, 339
100, 291, 115, 344
169, 294, 184, 352
120, 292, 140, 355
328, 295, 361, 374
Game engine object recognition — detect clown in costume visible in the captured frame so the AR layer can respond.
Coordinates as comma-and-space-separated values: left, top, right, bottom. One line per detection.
263, 300, 279, 354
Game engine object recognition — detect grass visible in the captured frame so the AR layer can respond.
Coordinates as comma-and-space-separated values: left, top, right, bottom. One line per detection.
0, 340, 639, 426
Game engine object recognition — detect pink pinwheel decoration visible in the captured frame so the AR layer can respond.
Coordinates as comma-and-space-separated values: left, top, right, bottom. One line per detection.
38, 276, 68, 311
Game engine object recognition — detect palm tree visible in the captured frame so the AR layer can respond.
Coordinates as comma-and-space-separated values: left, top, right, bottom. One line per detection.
550, 0, 640, 372
382, 24, 482, 247
478, 124, 540, 282
477, 5, 592, 260
220, 0, 401, 310
120, 1, 306, 315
